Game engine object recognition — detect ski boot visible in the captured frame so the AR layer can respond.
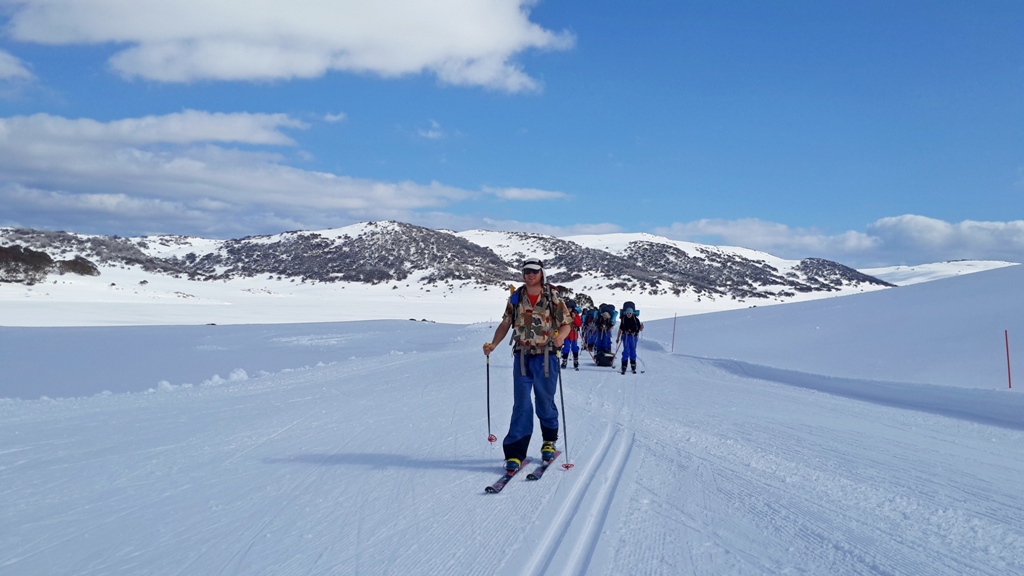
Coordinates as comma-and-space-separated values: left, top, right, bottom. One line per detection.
620, 363, 627, 375
541, 441, 556, 463
631, 361, 637, 374
505, 458, 522, 473
560, 358, 567, 369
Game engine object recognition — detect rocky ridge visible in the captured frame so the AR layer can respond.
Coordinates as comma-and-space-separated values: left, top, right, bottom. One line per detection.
0, 221, 894, 301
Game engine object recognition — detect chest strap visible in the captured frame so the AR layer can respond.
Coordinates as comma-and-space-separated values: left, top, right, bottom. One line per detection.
513, 342, 556, 377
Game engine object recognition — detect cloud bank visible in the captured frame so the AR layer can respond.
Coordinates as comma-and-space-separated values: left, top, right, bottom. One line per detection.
655, 216, 1024, 267
4, 0, 574, 91
0, 111, 567, 237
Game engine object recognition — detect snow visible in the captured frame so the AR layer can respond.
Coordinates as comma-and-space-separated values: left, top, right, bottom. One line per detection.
862, 260, 1018, 286
2, 265, 1024, 575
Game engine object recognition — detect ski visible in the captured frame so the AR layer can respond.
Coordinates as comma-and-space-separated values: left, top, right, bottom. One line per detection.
526, 451, 562, 481
484, 458, 531, 494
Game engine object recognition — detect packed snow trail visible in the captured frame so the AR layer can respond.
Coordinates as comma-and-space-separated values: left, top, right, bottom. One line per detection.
2, 319, 1023, 575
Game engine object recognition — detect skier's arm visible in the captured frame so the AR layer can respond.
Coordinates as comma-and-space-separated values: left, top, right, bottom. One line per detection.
484, 318, 511, 356
553, 322, 571, 349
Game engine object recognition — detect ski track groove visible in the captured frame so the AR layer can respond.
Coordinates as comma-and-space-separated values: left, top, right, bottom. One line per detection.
517, 422, 634, 576
560, 430, 635, 576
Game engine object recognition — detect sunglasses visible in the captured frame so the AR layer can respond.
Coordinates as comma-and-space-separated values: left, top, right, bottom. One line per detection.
523, 269, 541, 276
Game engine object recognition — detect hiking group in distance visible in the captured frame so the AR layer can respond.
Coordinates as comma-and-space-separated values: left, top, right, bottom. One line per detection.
482, 257, 644, 478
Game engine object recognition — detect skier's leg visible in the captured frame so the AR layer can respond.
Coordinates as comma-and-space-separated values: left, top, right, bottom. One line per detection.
503, 353, 535, 461
532, 354, 560, 442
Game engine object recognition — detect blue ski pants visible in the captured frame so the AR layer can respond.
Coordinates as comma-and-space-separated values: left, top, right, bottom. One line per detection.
561, 338, 579, 357
620, 333, 639, 363
503, 352, 560, 461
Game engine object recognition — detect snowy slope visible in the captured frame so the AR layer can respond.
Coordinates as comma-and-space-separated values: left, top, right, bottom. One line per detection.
672, 263, 1024, 389
861, 260, 1018, 286
2, 266, 1024, 575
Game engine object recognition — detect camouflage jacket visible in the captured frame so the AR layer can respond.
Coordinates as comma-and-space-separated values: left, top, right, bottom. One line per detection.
502, 284, 571, 350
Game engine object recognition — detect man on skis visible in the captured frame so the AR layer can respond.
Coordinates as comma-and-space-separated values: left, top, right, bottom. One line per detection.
482, 258, 571, 473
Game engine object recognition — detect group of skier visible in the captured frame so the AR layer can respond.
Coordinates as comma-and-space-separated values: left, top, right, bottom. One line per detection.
482, 257, 644, 476
575, 301, 643, 374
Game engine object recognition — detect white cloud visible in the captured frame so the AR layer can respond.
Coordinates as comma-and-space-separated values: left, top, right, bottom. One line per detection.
0, 111, 479, 236
5, 0, 574, 92
480, 218, 622, 237
0, 111, 306, 146
482, 185, 569, 201
867, 215, 1024, 263
418, 120, 444, 140
655, 218, 879, 257
0, 111, 596, 239
0, 50, 33, 80
323, 112, 347, 123
654, 216, 1024, 267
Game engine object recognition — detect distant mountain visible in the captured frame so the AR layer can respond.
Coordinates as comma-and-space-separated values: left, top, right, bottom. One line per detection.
457, 229, 893, 301
1, 221, 893, 306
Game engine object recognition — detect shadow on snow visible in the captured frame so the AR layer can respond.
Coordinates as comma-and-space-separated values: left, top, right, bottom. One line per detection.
695, 356, 1024, 432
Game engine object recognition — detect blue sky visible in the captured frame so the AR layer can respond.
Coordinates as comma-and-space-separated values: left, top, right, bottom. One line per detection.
0, 1, 1021, 267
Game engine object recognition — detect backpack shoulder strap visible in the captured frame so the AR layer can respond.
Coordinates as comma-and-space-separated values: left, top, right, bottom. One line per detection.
544, 283, 563, 326
508, 284, 527, 324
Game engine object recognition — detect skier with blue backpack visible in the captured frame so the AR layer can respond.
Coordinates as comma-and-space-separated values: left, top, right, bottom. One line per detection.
482, 258, 572, 473
616, 301, 644, 374
592, 303, 617, 367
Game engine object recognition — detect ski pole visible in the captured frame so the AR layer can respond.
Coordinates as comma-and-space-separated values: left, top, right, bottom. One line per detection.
486, 352, 497, 443
558, 367, 574, 470
634, 333, 645, 373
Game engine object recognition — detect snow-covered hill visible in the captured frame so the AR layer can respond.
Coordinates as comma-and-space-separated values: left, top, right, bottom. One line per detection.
861, 260, 1018, 286
1, 264, 1023, 575
0, 221, 972, 327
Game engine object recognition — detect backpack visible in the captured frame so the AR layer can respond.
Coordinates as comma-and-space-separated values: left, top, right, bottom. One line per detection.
597, 303, 617, 328
621, 300, 639, 318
